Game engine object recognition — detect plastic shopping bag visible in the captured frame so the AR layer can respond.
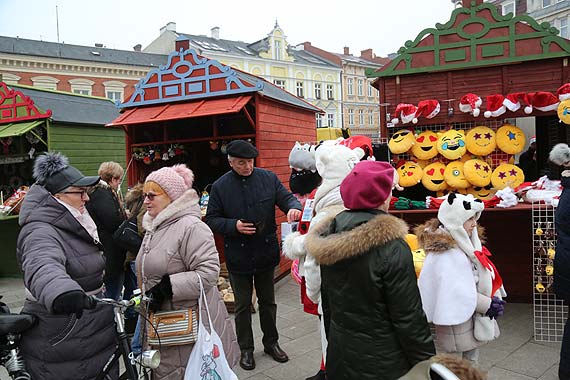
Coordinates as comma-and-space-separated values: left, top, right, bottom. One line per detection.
185, 276, 238, 380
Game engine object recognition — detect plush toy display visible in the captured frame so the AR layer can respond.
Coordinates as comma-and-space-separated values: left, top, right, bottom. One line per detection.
411, 130, 439, 160
421, 162, 448, 191
444, 161, 470, 189
466, 184, 497, 200
388, 129, 415, 154
491, 163, 525, 189
463, 159, 492, 187
397, 161, 424, 187
496, 124, 526, 155
558, 99, 570, 125
436, 129, 467, 160
465, 126, 496, 156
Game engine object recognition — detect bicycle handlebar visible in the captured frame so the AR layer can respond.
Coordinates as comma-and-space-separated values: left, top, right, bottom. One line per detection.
90, 295, 144, 309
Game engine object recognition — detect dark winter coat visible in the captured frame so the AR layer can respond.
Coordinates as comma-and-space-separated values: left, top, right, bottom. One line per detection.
554, 176, 570, 300
16, 185, 117, 380
86, 181, 126, 281
305, 209, 435, 380
205, 168, 302, 274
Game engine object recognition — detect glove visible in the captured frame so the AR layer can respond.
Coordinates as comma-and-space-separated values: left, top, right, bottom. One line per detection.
485, 296, 506, 320
146, 275, 173, 313
53, 290, 97, 319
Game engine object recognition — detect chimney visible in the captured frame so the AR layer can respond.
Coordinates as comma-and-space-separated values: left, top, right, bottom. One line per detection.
133, 44, 142, 52
160, 21, 176, 34
343, 46, 350, 55
211, 27, 220, 40
175, 36, 190, 51
304, 41, 312, 47
94, 43, 104, 48
360, 48, 373, 60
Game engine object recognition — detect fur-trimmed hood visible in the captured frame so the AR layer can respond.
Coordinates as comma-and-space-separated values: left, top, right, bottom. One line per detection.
143, 189, 200, 232
305, 211, 408, 265
415, 218, 486, 254
125, 183, 144, 214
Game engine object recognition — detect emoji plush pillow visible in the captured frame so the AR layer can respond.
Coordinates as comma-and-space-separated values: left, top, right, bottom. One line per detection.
463, 159, 492, 187
466, 126, 496, 156
388, 129, 415, 154
491, 163, 525, 189
437, 129, 467, 160
444, 161, 470, 189
397, 161, 424, 187
421, 162, 447, 191
411, 130, 439, 160
466, 184, 497, 200
496, 124, 526, 155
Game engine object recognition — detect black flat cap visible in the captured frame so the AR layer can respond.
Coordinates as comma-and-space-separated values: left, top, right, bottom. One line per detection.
226, 140, 259, 158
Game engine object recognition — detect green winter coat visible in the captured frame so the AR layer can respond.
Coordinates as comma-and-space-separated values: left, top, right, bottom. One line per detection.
305, 209, 435, 380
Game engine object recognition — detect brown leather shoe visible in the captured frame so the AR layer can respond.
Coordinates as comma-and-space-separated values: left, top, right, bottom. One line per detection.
264, 344, 289, 363
239, 350, 255, 370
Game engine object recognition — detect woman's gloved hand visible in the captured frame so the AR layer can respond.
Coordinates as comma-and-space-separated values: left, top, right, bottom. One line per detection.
146, 274, 173, 313
53, 290, 97, 319
485, 296, 506, 320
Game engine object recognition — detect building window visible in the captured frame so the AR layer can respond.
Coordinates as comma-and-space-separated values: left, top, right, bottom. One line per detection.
314, 83, 322, 99
274, 40, 282, 60
368, 81, 374, 97
368, 110, 374, 125
296, 81, 304, 98
69, 78, 94, 96
357, 79, 363, 96
559, 17, 568, 39
107, 91, 123, 102
326, 84, 334, 100
316, 114, 323, 128
358, 109, 364, 125
327, 113, 334, 127
103, 80, 126, 102
30, 76, 59, 91
347, 78, 353, 96
1, 73, 21, 85
273, 79, 286, 90
348, 109, 354, 126
502, 1, 515, 15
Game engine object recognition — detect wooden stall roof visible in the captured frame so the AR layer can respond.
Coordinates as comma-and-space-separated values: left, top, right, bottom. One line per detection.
0, 82, 51, 124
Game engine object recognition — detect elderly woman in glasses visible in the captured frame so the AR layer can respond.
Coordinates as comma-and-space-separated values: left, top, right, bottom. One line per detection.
16, 152, 118, 379
137, 164, 239, 379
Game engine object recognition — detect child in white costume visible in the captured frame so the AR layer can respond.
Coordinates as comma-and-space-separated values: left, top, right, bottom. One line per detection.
417, 193, 506, 364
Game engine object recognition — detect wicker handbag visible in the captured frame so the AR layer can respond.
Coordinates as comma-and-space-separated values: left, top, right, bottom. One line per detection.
147, 307, 198, 347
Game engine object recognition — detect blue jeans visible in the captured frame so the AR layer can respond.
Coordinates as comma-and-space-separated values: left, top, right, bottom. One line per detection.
131, 316, 142, 355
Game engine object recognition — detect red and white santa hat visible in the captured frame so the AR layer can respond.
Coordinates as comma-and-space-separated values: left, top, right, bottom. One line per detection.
558, 83, 570, 101
503, 92, 528, 112
412, 99, 440, 124
459, 93, 482, 117
484, 94, 506, 118
391, 103, 417, 125
526, 92, 560, 113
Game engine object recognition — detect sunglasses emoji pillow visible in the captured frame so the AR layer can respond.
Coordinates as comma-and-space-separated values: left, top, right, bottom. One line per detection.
466, 126, 496, 156
437, 129, 467, 160
388, 129, 415, 154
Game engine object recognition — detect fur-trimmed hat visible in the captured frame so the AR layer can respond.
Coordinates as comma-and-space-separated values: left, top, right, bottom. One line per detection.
145, 164, 194, 201
33, 151, 100, 194
549, 143, 570, 166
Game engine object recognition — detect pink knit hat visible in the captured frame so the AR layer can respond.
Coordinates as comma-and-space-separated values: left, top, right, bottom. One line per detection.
340, 161, 395, 210
145, 164, 194, 201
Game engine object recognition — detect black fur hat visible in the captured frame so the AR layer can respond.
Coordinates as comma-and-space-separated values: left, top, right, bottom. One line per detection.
33, 152, 100, 194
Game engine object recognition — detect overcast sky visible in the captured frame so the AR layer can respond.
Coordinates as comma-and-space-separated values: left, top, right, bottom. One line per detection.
0, 0, 455, 57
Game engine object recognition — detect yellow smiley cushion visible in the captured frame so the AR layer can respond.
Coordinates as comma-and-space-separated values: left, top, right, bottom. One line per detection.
411, 130, 439, 160
388, 129, 415, 154
491, 163, 525, 189
444, 161, 470, 189
421, 162, 447, 191
466, 184, 497, 200
463, 159, 492, 187
466, 126, 496, 156
496, 124, 526, 155
437, 129, 467, 160
397, 161, 424, 187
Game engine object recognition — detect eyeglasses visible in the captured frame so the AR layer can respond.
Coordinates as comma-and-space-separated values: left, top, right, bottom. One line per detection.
61, 190, 88, 196
143, 192, 161, 201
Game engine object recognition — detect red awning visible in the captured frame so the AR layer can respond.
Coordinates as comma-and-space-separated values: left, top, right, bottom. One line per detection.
106, 96, 252, 127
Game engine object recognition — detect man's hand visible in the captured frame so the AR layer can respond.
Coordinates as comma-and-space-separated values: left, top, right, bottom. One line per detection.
287, 209, 302, 223
237, 220, 256, 235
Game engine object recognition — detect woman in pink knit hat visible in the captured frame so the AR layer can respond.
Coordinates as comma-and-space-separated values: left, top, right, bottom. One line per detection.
136, 164, 239, 379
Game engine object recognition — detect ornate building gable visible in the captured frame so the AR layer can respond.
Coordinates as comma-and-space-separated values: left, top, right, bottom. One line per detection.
0, 82, 52, 123
368, 0, 570, 78
257, 22, 294, 63
120, 48, 264, 108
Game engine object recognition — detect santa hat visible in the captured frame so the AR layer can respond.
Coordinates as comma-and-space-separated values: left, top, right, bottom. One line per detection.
391, 103, 417, 125
503, 92, 528, 112
338, 135, 375, 160
413, 99, 440, 124
529, 136, 536, 145
484, 94, 506, 118
526, 92, 559, 113
459, 94, 482, 117
558, 83, 570, 101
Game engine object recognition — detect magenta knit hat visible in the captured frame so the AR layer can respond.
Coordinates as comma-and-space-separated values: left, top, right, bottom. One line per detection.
145, 164, 194, 201
340, 161, 395, 210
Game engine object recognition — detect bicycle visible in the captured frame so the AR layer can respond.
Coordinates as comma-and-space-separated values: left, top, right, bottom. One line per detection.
0, 297, 35, 380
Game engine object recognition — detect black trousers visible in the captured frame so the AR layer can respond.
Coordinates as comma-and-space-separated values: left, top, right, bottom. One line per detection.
561, 313, 570, 380
229, 269, 278, 351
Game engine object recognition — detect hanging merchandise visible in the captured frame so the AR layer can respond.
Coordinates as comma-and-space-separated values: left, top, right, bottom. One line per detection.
443, 161, 470, 189
526, 92, 560, 113
458, 93, 482, 117
491, 163, 525, 189
558, 99, 570, 125
496, 124, 526, 155
411, 130, 439, 160
503, 92, 529, 113
412, 99, 440, 124
388, 129, 415, 154
463, 159, 492, 187
421, 162, 448, 192
465, 126, 496, 156
436, 129, 467, 160
391, 103, 417, 125
0, 137, 13, 154
396, 161, 424, 187
484, 94, 506, 118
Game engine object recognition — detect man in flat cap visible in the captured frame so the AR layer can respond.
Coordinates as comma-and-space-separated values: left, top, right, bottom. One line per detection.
206, 140, 302, 371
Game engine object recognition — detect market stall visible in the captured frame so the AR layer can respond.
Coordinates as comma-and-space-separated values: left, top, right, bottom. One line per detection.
0, 82, 124, 276
368, 0, 570, 302
106, 38, 321, 283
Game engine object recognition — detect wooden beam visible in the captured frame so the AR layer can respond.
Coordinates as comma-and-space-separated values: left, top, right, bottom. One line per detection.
129, 133, 256, 148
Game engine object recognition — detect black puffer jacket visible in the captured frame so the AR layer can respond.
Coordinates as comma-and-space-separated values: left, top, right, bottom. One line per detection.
305, 209, 435, 380
17, 185, 117, 380
554, 176, 570, 300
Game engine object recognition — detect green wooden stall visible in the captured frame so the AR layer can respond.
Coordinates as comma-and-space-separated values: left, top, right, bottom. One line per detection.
0, 82, 124, 277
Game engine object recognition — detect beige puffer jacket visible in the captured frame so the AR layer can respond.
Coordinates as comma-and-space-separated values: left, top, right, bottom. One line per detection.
136, 189, 239, 379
